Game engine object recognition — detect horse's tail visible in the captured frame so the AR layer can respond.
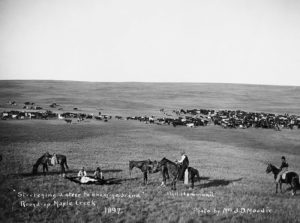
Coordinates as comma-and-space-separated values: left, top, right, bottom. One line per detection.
196, 169, 201, 182
129, 161, 132, 176
32, 164, 38, 174
291, 176, 299, 195
292, 176, 299, 188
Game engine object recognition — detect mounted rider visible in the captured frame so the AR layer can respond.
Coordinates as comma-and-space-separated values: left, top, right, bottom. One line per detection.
276, 156, 289, 183
176, 151, 189, 181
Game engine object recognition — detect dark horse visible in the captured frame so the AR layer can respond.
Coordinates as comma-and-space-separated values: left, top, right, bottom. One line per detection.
129, 159, 153, 185
266, 163, 299, 196
32, 152, 69, 175
152, 157, 200, 190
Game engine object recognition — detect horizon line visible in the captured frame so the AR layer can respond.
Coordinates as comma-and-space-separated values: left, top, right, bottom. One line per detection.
0, 79, 299, 87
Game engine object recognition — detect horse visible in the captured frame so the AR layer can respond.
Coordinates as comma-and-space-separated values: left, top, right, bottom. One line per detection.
151, 158, 179, 190
32, 152, 69, 175
152, 158, 201, 190
266, 163, 299, 196
187, 166, 201, 188
129, 159, 153, 185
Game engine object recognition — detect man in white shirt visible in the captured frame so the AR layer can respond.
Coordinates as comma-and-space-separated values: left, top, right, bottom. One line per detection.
78, 167, 87, 178
176, 151, 189, 181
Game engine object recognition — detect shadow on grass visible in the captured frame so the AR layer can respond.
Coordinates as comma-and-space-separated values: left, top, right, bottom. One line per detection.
65, 176, 139, 185
11, 169, 123, 178
199, 178, 243, 188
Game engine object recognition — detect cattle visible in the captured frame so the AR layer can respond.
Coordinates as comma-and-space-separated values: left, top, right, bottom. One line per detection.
65, 119, 72, 124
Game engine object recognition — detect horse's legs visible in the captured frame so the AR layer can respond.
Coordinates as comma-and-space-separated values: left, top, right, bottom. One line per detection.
160, 168, 167, 187
64, 161, 69, 170
191, 176, 194, 189
143, 172, 147, 185
42, 164, 48, 175
61, 164, 65, 173
280, 182, 283, 193
171, 178, 176, 190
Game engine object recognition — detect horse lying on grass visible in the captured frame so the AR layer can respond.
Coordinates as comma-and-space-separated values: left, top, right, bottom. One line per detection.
66, 176, 106, 185
32, 152, 69, 175
266, 163, 299, 196
151, 157, 200, 190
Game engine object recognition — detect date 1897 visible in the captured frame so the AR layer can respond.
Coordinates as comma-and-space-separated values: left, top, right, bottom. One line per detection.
104, 207, 123, 215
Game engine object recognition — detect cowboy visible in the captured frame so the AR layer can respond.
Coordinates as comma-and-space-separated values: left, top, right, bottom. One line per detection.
176, 151, 189, 181
276, 156, 289, 183
94, 167, 104, 180
50, 153, 58, 166
78, 167, 87, 179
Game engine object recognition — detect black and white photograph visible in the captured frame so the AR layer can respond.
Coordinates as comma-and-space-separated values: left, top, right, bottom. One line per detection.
0, 0, 300, 222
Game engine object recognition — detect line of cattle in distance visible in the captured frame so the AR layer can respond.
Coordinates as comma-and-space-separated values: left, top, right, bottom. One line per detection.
1, 101, 300, 130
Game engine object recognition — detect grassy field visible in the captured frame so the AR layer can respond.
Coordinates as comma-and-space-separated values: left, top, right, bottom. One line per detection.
0, 80, 300, 223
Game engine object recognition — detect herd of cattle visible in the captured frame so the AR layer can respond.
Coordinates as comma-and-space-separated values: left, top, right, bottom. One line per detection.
1, 101, 300, 130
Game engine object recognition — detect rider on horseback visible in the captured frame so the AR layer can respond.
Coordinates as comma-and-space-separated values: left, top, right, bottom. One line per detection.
176, 151, 189, 181
276, 156, 289, 183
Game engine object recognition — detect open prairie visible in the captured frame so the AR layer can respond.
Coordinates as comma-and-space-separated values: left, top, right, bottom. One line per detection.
0, 80, 300, 223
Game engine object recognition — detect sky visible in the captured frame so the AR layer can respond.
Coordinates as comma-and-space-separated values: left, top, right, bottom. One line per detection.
0, 0, 300, 85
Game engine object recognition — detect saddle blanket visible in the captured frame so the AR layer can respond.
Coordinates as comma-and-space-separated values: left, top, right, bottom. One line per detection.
184, 169, 189, 184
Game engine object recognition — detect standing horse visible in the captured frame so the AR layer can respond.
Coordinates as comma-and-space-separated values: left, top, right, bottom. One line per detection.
152, 158, 201, 190
266, 163, 299, 196
32, 152, 69, 175
32, 152, 50, 174
152, 157, 179, 190
188, 166, 201, 189
129, 159, 153, 185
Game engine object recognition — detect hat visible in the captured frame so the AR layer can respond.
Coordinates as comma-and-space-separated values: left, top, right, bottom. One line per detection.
281, 156, 286, 160
96, 167, 101, 171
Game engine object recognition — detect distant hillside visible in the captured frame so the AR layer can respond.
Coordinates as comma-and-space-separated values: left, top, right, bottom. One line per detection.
0, 80, 300, 115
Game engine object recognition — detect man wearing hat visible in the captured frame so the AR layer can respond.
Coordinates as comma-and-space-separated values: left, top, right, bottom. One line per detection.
94, 167, 104, 180
78, 167, 87, 179
176, 151, 189, 181
276, 156, 289, 183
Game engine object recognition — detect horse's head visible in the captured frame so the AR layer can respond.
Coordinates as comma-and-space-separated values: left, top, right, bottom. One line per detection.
266, 163, 273, 174
44, 152, 51, 158
129, 161, 134, 176
160, 157, 168, 163
151, 160, 162, 173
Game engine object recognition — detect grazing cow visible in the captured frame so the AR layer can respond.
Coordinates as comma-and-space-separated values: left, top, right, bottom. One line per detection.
65, 119, 72, 124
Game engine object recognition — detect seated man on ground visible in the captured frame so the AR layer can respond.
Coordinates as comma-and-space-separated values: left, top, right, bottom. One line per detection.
77, 167, 97, 183
94, 167, 104, 180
